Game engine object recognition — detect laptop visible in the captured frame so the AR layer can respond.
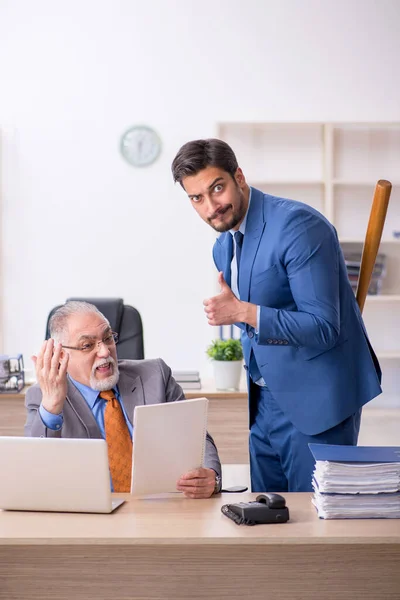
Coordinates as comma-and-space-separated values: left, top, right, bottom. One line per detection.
0, 437, 125, 513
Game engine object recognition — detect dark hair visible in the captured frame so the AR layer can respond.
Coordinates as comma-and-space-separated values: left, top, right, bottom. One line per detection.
171, 138, 238, 185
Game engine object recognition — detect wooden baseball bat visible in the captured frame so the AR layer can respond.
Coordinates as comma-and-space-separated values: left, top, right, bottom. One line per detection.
356, 180, 392, 314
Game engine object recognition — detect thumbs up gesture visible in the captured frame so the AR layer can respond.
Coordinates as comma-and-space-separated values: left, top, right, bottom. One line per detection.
217, 271, 230, 293
203, 272, 256, 327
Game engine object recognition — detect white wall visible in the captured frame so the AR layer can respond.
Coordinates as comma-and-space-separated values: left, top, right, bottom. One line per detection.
1, 0, 399, 378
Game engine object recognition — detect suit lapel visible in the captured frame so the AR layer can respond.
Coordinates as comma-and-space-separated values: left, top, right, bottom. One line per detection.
118, 370, 144, 427
65, 368, 144, 435
66, 380, 102, 439
239, 188, 266, 302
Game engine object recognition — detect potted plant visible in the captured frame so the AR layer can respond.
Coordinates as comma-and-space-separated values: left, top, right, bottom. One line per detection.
206, 338, 244, 391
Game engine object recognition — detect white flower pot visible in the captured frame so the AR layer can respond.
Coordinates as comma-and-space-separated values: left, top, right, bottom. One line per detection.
212, 360, 243, 391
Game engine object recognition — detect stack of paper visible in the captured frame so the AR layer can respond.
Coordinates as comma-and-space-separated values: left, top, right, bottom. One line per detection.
309, 444, 400, 519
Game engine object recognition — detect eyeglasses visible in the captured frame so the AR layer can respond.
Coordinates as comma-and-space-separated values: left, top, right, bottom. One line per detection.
62, 332, 119, 353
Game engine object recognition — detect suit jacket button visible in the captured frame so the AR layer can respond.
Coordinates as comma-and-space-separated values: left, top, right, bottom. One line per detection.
283, 340, 289, 345
267, 338, 273, 344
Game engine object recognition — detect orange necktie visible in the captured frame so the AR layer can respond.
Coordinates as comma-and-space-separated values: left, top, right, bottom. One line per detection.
100, 390, 133, 493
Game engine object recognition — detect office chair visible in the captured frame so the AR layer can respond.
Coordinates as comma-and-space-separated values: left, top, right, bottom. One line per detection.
45, 297, 144, 360
356, 180, 392, 314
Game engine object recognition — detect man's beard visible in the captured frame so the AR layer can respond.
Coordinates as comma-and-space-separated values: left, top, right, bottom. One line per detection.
207, 189, 246, 233
89, 356, 120, 391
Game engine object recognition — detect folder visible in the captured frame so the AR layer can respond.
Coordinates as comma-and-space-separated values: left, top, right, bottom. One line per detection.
131, 397, 208, 496
309, 444, 400, 463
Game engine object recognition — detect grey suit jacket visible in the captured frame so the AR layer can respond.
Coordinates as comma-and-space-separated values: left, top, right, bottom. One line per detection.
25, 358, 221, 478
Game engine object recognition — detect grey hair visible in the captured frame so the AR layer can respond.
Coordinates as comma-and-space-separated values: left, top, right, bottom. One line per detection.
49, 301, 110, 344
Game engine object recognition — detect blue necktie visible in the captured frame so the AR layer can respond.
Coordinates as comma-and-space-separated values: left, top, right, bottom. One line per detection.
225, 233, 234, 287
234, 231, 244, 273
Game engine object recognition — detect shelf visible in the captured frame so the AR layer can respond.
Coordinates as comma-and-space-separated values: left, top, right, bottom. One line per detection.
219, 120, 400, 411
366, 295, 400, 302
332, 126, 400, 182
332, 122, 400, 130
376, 352, 400, 360
251, 180, 323, 186
339, 238, 400, 244
333, 180, 400, 186
334, 183, 400, 241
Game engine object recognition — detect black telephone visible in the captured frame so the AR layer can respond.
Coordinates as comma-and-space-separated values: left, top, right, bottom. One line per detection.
221, 493, 289, 525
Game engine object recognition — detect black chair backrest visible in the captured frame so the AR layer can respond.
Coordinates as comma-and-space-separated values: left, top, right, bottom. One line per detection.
45, 297, 144, 360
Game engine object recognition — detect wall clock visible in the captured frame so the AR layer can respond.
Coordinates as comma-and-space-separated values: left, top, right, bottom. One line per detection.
120, 125, 162, 167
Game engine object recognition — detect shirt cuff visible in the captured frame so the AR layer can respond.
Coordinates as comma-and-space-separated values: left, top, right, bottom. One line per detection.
39, 404, 63, 431
256, 305, 260, 334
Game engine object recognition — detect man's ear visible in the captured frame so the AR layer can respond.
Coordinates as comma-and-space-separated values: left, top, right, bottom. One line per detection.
234, 167, 246, 188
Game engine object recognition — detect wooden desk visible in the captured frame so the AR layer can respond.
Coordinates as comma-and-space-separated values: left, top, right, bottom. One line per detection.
184, 381, 248, 400
0, 391, 27, 437
0, 492, 399, 599
184, 381, 249, 462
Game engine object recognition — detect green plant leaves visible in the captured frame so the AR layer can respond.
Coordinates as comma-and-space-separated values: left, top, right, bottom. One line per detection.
206, 339, 243, 361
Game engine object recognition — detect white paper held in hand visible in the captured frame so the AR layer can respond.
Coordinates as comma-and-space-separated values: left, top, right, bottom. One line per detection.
131, 397, 208, 496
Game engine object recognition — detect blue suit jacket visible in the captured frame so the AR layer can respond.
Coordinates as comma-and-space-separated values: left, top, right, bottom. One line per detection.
213, 187, 382, 435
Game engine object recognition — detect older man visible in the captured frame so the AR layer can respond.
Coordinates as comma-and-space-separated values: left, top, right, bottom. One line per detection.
25, 301, 221, 498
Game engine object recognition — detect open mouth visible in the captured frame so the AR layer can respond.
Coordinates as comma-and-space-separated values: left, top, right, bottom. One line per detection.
96, 362, 112, 375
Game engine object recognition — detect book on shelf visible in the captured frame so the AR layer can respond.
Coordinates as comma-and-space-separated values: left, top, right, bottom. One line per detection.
172, 370, 200, 382
309, 444, 400, 519
172, 370, 201, 389
179, 380, 202, 389
343, 251, 387, 296
348, 278, 383, 295
172, 370, 200, 376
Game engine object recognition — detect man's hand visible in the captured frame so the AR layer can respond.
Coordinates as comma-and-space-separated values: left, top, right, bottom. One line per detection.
203, 272, 257, 327
32, 339, 69, 415
176, 467, 217, 499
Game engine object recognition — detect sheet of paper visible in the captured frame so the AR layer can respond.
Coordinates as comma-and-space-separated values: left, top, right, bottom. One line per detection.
131, 397, 208, 496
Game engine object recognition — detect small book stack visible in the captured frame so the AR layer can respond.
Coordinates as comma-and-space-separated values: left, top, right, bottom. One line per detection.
344, 251, 386, 295
172, 370, 201, 390
309, 444, 400, 519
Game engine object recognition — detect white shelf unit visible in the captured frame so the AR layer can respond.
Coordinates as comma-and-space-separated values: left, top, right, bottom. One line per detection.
218, 122, 400, 408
